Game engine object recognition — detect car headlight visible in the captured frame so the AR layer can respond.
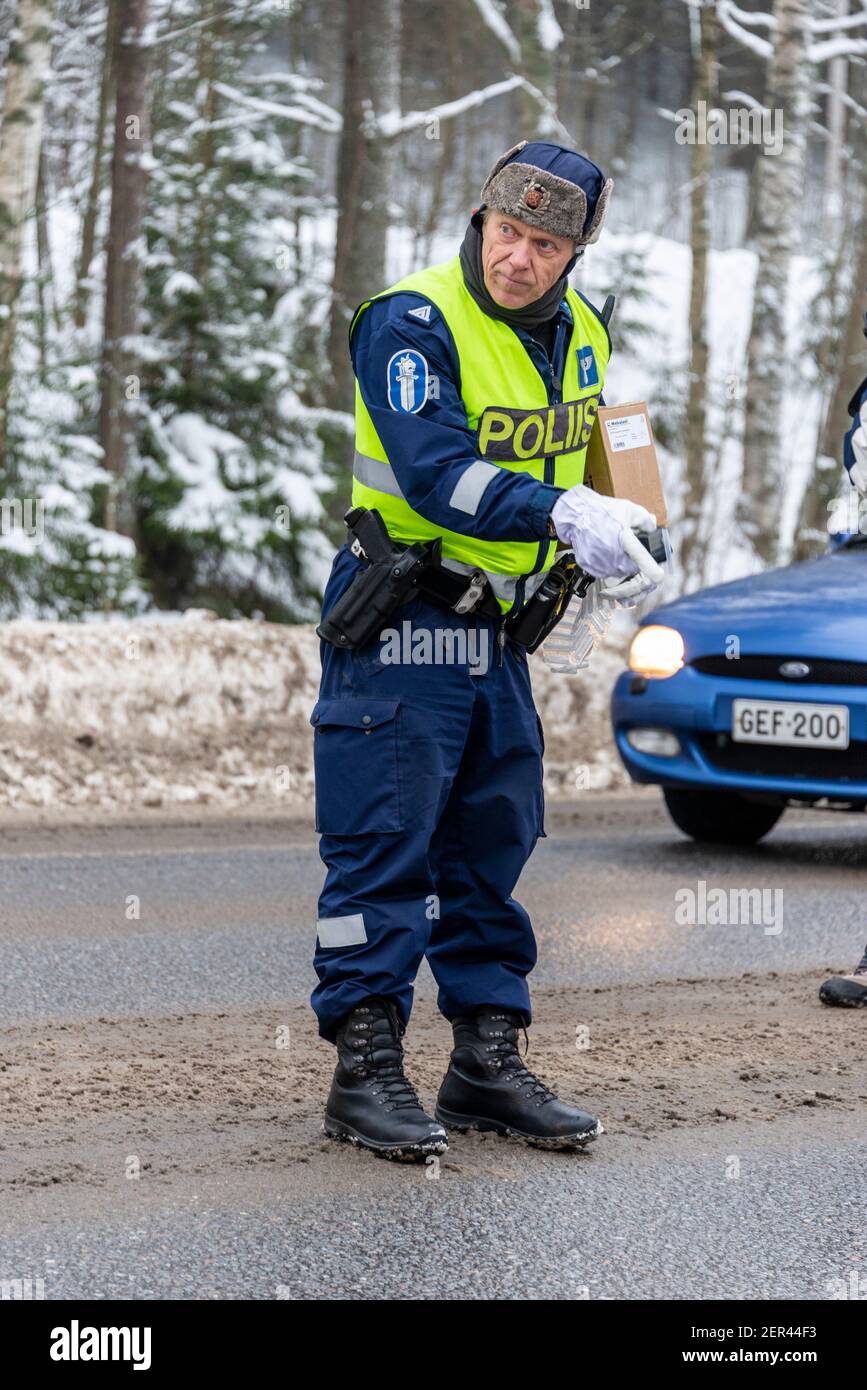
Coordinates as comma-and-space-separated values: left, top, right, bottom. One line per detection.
629, 625, 685, 679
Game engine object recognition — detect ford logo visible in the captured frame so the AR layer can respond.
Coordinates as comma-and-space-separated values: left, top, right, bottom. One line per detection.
779, 660, 811, 679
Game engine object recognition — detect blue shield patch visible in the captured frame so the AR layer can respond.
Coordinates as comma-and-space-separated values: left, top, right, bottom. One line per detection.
387, 349, 429, 413
576, 345, 599, 389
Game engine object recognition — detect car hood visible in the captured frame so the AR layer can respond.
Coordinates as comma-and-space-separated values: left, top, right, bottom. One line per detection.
648, 546, 867, 660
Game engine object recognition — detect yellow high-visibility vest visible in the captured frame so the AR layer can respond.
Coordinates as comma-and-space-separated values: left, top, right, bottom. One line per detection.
350, 255, 610, 613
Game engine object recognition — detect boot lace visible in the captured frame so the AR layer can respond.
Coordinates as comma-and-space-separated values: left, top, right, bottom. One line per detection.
352, 1001, 423, 1112
486, 1014, 557, 1105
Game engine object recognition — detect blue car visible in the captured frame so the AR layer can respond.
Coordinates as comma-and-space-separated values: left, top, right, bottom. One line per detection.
611, 534, 867, 844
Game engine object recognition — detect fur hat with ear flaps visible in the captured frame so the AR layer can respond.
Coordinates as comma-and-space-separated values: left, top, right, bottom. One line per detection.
480, 140, 613, 247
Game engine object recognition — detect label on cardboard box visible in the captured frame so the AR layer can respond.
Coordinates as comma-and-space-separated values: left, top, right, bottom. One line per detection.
604, 413, 651, 453
585, 400, 669, 527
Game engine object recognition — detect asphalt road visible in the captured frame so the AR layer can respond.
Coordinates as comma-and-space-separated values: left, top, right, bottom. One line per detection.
1, 795, 866, 1300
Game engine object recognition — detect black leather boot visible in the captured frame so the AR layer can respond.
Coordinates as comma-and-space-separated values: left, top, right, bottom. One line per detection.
820, 945, 867, 1007
436, 1006, 603, 1150
323, 998, 448, 1161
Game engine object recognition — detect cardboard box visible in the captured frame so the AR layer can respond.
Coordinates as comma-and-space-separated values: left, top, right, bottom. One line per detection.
584, 401, 668, 527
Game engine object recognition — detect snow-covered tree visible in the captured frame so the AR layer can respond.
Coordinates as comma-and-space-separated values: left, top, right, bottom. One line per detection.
720, 0, 867, 561
736, 0, 812, 561
1, 0, 142, 617
132, 0, 338, 619
0, 0, 54, 458
682, 0, 720, 582
99, 0, 153, 536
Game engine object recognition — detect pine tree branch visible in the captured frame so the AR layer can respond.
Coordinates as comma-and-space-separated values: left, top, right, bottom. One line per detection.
809, 33, 867, 60
812, 5, 867, 33
716, 1, 774, 60
713, 0, 867, 62
377, 74, 566, 140
468, 0, 522, 65
211, 80, 341, 133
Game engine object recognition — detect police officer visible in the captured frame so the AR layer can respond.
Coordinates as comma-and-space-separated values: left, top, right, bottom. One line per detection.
310, 141, 659, 1159
820, 373, 867, 1008
843, 374, 867, 499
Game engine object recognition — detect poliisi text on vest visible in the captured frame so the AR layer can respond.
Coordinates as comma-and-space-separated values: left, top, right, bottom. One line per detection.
477, 394, 601, 463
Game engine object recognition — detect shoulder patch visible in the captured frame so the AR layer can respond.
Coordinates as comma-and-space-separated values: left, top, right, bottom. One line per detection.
576, 345, 599, 389
387, 349, 429, 414
407, 303, 433, 323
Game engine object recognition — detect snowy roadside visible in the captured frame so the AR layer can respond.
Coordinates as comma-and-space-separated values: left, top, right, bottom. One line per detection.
0, 615, 634, 824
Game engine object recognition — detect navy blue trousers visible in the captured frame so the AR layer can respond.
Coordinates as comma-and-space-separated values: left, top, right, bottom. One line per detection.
310, 546, 546, 1041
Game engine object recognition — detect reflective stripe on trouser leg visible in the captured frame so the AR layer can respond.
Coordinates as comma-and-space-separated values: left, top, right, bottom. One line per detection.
317, 914, 367, 947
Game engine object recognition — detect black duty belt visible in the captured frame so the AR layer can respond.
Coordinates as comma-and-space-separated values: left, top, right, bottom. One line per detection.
407, 559, 503, 621
346, 513, 502, 621
318, 505, 673, 658
317, 507, 502, 651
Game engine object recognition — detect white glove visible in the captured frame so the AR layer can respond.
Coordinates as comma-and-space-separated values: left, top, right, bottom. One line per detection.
600, 528, 665, 607
550, 484, 663, 603
850, 403, 867, 495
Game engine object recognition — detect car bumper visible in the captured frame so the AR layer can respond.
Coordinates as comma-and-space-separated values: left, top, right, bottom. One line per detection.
611, 666, 867, 805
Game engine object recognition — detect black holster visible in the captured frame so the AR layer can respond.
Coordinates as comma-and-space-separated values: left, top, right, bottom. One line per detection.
316, 509, 436, 650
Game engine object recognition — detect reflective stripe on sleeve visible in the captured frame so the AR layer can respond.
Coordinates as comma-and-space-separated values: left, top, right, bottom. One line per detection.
447, 460, 500, 516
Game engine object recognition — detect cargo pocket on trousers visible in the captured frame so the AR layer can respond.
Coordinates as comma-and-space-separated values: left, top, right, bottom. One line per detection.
310, 697, 402, 834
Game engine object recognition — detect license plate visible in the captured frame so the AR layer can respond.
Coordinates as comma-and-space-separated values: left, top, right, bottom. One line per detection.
731, 699, 850, 749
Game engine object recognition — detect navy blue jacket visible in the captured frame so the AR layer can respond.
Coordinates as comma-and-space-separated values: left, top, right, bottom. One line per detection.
350, 290, 583, 543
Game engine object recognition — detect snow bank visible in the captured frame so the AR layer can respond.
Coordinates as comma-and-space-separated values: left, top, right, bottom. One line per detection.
0, 617, 630, 820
